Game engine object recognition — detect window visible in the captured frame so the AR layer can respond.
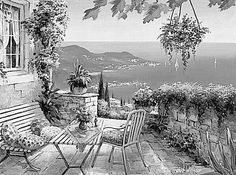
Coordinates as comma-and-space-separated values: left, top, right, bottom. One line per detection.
0, 0, 24, 70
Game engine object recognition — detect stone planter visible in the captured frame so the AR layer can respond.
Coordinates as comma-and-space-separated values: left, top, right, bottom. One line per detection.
72, 87, 87, 95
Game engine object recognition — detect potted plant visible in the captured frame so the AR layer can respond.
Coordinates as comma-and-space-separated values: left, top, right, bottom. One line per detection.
76, 107, 93, 130
67, 59, 91, 94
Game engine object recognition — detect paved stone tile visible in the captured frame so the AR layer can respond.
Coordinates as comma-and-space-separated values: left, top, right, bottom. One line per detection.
0, 119, 175, 175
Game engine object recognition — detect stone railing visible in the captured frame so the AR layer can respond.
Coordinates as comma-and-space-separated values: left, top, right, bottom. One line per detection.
168, 107, 236, 160
57, 92, 98, 125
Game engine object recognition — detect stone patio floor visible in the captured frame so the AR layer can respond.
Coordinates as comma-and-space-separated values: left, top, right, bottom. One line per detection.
0, 119, 215, 175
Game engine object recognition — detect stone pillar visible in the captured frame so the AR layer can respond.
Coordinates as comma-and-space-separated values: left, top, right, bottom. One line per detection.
57, 92, 98, 123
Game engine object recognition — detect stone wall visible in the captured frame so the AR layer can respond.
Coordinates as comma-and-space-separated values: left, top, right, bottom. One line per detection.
57, 93, 98, 124
168, 107, 236, 160
0, 75, 40, 109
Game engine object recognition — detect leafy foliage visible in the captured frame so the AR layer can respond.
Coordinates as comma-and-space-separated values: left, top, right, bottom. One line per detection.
67, 59, 91, 92
145, 114, 169, 134
94, 0, 108, 7
167, 0, 188, 9
134, 83, 236, 126
97, 99, 110, 117
83, 0, 235, 22
38, 83, 62, 123
76, 106, 93, 122
133, 87, 153, 108
143, 3, 169, 24
111, 0, 126, 17
206, 128, 236, 175
158, 14, 209, 69
166, 130, 197, 154
164, 129, 207, 165
208, 0, 236, 10
22, 0, 69, 88
83, 6, 100, 20
0, 62, 6, 79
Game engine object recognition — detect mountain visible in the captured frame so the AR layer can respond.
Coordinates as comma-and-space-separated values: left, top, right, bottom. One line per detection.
57, 45, 154, 72
53, 45, 159, 90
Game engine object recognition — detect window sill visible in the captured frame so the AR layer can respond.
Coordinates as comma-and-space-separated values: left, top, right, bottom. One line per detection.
0, 70, 37, 85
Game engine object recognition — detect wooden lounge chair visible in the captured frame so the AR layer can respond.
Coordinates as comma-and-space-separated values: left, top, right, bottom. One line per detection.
0, 102, 48, 171
91, 109, 147, 175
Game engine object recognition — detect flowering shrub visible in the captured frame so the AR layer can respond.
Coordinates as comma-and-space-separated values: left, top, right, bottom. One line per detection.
97, 99, 110, 117
133, 87, 153, 107
134, 82, 236, 125
164, 129, 207, 165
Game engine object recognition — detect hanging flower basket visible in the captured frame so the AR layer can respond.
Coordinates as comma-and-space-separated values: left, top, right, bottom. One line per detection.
158, 1, 209, 69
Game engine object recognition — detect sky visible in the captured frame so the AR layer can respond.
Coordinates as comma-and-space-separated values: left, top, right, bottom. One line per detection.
65, 0, 236, 43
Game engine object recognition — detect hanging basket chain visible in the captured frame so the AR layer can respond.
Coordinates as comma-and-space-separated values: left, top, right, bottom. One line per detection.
189, 0, 201, 28
170, 9, 175, 25
178, 4, 182, 20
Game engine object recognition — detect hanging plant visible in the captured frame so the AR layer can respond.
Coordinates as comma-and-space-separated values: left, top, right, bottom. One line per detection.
158, 1, 209, 69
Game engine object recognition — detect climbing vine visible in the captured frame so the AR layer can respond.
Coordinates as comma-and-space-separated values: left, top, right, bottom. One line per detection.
22, 0, 69, 90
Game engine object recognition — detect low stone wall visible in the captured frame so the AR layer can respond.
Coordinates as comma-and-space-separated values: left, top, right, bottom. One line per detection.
57, 93, 98, 123
0, 77, 40, 109
167, 107, 236, 160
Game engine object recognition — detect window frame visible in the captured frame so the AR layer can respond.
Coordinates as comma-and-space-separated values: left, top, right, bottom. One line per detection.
1, 0, 25, 72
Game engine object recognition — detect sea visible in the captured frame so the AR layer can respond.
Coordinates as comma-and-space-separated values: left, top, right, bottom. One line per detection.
61, 41, 236, 100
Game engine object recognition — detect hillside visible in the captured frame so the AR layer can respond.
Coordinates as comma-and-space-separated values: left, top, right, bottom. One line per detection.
57, 45, 155, 72
53, 45, 159, 90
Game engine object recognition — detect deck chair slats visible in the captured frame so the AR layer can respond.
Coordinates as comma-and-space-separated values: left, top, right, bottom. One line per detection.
0, 112, 36, 125
0, 105, 40, 119
128, 114, 136, 142
126, 110, 146, 144
0, 107, 41, 124
0, 102, 39, 114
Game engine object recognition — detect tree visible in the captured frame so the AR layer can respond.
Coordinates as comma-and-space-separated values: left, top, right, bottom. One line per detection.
105, 82, 110, 107
112, 92, 115, 98
83, 0, 235, 23
120, 97, 123, 106
127, 98, 130, 104
98, 71, 105, 100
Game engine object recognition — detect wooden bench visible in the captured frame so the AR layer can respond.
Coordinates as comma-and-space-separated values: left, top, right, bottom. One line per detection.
0, 102, 48, 171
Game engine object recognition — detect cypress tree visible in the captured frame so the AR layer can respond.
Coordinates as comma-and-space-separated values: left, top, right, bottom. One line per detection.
111, 92, 114, 98
98, 71, 105, 100
120, 97, 123, 106
105, 82, 110, 107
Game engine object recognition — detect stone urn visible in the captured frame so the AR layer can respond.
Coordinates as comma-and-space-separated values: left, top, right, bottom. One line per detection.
78, 121, 88, 130
72, 87, 87, 95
